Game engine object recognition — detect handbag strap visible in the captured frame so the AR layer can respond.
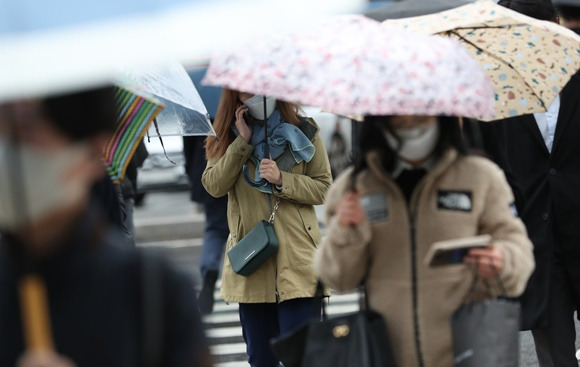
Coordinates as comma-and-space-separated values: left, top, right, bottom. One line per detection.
268, 195, 281, 224
314, 281, 328, 320
461, 257, 507, 304
314, 280, 370, 320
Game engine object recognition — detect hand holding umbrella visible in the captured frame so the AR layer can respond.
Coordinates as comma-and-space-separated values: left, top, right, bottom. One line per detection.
259, 159, 282, 186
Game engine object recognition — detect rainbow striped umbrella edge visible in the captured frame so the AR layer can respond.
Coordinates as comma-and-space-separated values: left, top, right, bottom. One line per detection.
104, 87, 164, 183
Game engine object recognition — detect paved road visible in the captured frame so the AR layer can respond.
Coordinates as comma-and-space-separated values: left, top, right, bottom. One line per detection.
135, 191, 580, 366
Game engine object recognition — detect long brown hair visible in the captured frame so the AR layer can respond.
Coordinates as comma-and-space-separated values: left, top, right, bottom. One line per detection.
205, 89, 303, 159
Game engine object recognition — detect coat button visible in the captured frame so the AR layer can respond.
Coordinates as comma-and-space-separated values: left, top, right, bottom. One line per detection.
542, 212, 550, 221
308, 226, 312, 231
548, 168, 556, 176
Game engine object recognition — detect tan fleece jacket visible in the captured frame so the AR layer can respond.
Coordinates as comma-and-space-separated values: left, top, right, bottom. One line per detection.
315, 149, 534, 367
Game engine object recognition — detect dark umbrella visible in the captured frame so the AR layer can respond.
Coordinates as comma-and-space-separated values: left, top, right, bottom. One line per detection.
365, 0, 474, 21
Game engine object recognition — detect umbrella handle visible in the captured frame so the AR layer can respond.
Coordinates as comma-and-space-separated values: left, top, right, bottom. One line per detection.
19, 275, 54, 352
242, 164, 269, 187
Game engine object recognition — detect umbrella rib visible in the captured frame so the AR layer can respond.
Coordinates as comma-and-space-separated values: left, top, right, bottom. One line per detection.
448, 30, 547, 110
450, 24, 527, 31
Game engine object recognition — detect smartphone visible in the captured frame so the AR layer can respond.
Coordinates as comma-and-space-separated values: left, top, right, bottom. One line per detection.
424, 235, 491, 267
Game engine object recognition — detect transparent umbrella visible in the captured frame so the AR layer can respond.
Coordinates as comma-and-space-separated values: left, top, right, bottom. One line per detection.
118, 62, 214, 137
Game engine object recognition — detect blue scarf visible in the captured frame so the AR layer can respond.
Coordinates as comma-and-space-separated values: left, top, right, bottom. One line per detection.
234, 110, 315, 193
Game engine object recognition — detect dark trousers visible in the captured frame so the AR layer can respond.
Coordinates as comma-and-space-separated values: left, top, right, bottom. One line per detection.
238, 298, 320, 367
199, 196, 228, 277
531, 260, 578, 367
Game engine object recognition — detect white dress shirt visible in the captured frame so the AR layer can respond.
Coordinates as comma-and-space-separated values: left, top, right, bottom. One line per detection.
533, 95, 561, 153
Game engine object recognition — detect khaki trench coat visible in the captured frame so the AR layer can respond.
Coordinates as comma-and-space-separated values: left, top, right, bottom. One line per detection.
315, 149, 534, 367
202, 123, 332, 303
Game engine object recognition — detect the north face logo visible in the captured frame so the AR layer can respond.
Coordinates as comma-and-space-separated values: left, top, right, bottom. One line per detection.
437, 190, 472, 212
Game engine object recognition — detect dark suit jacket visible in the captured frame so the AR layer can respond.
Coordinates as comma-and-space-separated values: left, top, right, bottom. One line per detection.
480, 72, 580, 330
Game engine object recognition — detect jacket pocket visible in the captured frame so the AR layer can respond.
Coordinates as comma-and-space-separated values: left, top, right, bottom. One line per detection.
299, 206, 321, 246
285, 206, 321, 267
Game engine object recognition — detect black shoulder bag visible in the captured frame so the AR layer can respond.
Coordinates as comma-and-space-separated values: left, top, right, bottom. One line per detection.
270, 281, 397, 367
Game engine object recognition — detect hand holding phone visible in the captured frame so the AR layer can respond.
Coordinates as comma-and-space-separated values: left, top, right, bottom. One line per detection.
235, 105, 252, 143
424, 235, 491, 267
464, 246, 505, 279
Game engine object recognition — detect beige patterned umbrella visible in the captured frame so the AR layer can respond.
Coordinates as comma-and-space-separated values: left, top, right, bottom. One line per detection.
385, 0, 580, 119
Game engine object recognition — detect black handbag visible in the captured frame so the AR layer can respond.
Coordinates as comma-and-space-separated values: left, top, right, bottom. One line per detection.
227, 196, 280, 276
451, 263, 521, 367
270, 282, 397, 367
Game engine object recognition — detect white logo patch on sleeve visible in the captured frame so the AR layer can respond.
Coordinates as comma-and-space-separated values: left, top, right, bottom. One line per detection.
360, 193, 389, 222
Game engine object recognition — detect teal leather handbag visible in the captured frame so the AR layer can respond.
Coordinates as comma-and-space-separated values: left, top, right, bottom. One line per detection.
228, 197, 280, 276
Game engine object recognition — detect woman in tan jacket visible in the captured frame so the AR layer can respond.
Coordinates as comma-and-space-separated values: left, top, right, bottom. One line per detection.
315, 115, 534, 367
202, 89, 332, 367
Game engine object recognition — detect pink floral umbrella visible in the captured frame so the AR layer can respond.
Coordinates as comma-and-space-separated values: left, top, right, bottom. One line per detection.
203, 15, 495, 118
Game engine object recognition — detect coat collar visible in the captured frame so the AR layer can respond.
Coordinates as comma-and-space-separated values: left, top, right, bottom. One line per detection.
522, 114, 550, 156
366, 148, 459, 189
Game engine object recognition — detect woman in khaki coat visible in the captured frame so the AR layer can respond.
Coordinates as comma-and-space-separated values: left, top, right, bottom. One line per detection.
202, 89, 331, 367
315, 115, 534, 367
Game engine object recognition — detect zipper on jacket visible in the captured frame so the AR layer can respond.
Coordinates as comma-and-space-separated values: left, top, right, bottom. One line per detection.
409, 215, 425, 367
408, 178, 427, 367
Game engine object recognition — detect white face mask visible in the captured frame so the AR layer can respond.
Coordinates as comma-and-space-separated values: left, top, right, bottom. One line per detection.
243, 95, 276, 120
385, 123, 440, 162
0, 139, 90, 231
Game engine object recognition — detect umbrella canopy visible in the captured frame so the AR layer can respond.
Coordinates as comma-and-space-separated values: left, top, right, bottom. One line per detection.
365, 0, 474, 21
118, 62, 214, 137
204, 15, 495, 118
385, 0, 580, 119
103, 88, 164, 183
0, 0, 363, 102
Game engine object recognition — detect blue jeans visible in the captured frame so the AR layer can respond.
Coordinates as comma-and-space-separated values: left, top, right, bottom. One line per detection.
200, 196, 228, 277
238, 298, 321, 367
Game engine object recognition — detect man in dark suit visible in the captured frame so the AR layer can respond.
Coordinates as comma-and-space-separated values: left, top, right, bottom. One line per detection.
480, 2, 580, 366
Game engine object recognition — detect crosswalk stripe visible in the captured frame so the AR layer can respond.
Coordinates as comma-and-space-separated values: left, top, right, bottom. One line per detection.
204, 312, 241, 324
212, 302, 238, 313
210, 342, 247, 355
206, 326, 243, 338
214, 362, 249, 367
327, 303, 358, 315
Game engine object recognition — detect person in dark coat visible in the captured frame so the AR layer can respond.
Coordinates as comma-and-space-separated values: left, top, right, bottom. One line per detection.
0, 87, 210, 367
185, 66, 229, 315
183, 135, 228, 315
480, 1, 580, 365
